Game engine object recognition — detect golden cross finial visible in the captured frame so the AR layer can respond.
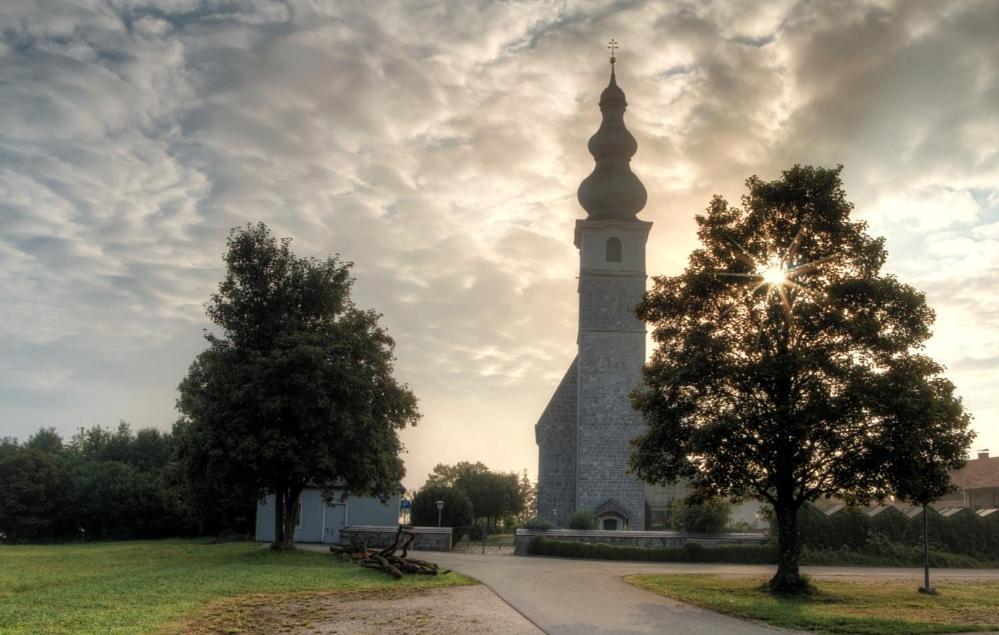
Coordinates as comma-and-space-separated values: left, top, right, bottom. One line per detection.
607, 38, 618, 66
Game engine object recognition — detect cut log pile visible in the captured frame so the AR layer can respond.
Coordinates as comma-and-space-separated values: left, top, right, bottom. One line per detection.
330, 525, 450, 579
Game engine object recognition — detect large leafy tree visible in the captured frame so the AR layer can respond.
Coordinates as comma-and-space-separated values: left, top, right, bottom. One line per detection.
177, 223, 418, 549
630, 166, 973, 591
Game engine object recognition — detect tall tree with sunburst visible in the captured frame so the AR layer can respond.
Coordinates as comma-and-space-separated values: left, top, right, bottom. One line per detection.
630, 165, 974, 591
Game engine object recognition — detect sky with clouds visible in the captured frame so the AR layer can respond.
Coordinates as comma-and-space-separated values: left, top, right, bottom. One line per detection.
1, 0, 997, 490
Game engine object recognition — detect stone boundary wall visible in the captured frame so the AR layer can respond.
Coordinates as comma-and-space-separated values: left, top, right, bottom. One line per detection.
514, 528, 767, 556
340, 525, 452, 552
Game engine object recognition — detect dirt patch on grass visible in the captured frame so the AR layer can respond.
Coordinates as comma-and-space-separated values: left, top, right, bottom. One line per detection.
176, 585, 541, 634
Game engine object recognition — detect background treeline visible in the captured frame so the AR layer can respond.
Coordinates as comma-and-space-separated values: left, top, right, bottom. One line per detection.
0, 423, 255, 543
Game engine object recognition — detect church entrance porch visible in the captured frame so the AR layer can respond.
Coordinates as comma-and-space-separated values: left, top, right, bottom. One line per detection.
595, 498, 631, 531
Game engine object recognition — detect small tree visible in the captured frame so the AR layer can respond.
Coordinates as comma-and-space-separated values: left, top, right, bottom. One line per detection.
517, 470, 537, 522
177, 223, 418, 549
411, 483, 474, 541
631, 166, 973, 591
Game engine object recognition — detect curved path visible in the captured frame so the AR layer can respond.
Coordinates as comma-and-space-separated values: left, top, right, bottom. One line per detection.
427, 552, 999, 635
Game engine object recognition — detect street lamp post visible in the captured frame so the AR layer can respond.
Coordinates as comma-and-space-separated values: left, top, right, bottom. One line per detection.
919, 504, 935, 594
436, 500, 445, 527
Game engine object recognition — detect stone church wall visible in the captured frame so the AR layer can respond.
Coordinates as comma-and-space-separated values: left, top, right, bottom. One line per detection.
575, 330, 646, 528
535, 358, 578, 525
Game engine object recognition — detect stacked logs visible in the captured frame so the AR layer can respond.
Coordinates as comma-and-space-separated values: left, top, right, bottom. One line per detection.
330, 525, 449, 580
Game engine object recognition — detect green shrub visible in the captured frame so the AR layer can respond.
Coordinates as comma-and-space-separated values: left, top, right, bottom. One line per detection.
567, 509, 597, 530
725, 520, 757, 533
669, 497, 732, 533
869, 507, 910, 543
522, 517, 553, 531
466, 523, 487, 541
829, 507, 871, 549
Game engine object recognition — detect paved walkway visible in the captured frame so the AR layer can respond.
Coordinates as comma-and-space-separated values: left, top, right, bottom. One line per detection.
426, 552, 999, 635
427, 552, 790, 634
308, 544, 999, 634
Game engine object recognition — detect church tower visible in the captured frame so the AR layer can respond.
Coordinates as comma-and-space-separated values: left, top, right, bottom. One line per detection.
536, 48, 651, 530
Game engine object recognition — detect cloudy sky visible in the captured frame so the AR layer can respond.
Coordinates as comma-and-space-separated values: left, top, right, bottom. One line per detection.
2, 0, 997, 489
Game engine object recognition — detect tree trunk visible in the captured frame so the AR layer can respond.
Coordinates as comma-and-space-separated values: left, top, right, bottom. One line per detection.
272, 487, 286, 549
770, 502, 807, 591
279, 486, 303, 551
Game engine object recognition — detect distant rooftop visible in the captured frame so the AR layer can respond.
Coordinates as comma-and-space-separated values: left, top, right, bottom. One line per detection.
950, 450, 999, 490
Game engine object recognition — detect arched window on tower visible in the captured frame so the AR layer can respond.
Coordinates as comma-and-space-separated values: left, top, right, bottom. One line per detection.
606, 237, 622, 263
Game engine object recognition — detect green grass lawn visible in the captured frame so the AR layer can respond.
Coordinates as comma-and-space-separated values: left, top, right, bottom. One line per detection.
0, 540, 474, 634
625, 574, 999, 634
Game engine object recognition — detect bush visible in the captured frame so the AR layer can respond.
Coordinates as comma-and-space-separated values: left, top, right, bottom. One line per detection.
669, 497, 732, 533
567, 509, 597, 530
523, 517, 553, 531
466, 523, 488, 541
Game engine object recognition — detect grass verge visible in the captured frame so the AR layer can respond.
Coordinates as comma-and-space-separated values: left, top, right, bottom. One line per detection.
625, 574, 999, 634
0, 539, 474, 634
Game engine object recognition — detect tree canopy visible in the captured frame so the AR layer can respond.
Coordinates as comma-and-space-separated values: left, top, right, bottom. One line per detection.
421, 461, 525, 531
630, 165, 973, 590
176, 223, 418, 548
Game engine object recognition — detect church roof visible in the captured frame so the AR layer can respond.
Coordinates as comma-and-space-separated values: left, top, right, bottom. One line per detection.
577, 58, 647, 222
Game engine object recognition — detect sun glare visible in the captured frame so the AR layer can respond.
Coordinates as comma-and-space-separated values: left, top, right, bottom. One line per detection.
760, 262, 787, 286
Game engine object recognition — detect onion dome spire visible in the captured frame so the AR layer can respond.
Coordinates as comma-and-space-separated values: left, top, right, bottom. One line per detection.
577, 41, 647, 221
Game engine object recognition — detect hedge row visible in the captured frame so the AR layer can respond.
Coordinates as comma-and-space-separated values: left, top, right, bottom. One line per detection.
797, 503, 999, 559
528, 536, 990, 568
528, 538, 776, 563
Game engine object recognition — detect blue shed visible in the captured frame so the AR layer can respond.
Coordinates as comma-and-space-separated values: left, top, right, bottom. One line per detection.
255, 488, 401, 544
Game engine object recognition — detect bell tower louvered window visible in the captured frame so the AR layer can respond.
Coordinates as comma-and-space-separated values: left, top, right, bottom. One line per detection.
606, 237, 622, 262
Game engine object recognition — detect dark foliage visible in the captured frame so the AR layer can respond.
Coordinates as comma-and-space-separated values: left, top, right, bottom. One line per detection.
522, 517, 554, 531
567, 509, 598, 530
793, 503, 999, 560
410, 483, 474, 542
0, 449, 62, 542
631, 166, 974, 590
0, 423, 221, 543
668, 497, 732, 533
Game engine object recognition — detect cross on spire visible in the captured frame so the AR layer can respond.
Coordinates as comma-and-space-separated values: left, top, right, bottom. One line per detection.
607, 38, 618, 66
